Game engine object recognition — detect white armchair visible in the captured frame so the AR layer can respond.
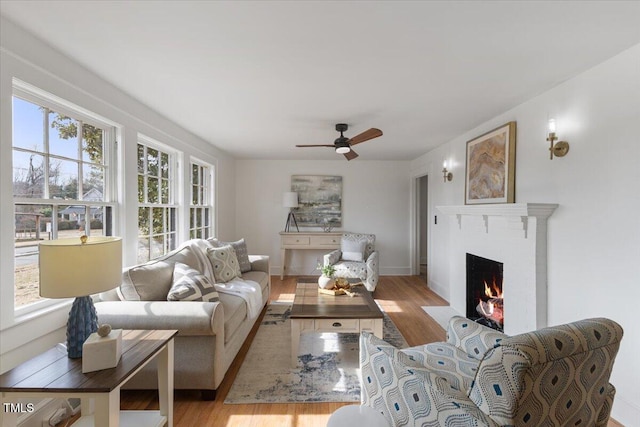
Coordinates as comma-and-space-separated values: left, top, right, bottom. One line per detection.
323, 233, 379, 291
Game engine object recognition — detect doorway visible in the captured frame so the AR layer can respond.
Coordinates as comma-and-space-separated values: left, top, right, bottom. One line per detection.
416, 174, 428, 283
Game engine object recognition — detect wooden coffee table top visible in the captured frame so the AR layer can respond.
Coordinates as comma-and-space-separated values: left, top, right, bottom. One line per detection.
290, 281, 383, 319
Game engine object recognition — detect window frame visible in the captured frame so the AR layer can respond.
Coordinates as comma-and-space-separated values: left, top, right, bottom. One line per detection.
189, 158, 214, 240
136, 135, 180, 263
11, 80, 118, 316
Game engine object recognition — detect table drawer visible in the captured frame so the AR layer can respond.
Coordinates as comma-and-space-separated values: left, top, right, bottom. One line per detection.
310, 235, 341, 246
315, 318, 360, 333
282, 235, 310, 246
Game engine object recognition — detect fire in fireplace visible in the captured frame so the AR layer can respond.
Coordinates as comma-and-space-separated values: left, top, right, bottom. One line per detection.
466, 253, 504, 332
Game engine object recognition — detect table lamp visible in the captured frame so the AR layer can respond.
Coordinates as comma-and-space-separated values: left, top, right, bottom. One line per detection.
283, 191, 299, 232
39, 236, 122, 358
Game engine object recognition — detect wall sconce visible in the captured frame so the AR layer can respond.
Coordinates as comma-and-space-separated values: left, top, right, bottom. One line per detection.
442, 160, 453, 182
547, 118, 570, 159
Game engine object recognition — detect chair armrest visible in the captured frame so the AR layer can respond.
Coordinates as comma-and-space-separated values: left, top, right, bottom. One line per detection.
360, 332, 498, 427
95, 300, 224, 337
324, 249, 341, 266
446, 316, 507, 360
364, 251, 379, 291
248, 255, 270, 274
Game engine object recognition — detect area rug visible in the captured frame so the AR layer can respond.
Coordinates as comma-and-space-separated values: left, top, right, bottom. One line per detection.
224, 301, 408, 404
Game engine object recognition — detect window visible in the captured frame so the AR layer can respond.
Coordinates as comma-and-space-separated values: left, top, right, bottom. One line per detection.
190, 160, 213, 239
12, 86, 116, 309
137, 138, 177, 263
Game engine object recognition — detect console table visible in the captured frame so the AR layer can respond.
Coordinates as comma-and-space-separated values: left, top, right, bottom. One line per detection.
280, 231, 342, 278
0, 329, 177, 427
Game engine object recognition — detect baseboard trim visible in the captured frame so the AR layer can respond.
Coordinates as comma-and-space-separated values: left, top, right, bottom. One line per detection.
611, 395, 640, 427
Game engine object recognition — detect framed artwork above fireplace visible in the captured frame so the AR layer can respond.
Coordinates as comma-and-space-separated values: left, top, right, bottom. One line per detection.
465, 121, 516, 204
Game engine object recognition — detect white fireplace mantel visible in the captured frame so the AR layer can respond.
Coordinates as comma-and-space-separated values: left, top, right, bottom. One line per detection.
437, 203, 558, 237
436, 203, 558, 218
436, 202, 558, 335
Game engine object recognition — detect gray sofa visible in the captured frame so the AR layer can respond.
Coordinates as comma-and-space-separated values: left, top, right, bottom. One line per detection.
95, 238, 270, 400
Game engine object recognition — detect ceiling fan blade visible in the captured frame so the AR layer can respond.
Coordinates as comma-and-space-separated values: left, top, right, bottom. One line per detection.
295, 144, 335, 148
344, 149, 359, 161
347, 128, 383, 146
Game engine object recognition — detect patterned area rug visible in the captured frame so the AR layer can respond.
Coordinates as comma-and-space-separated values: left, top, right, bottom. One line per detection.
224, 301, 408, 404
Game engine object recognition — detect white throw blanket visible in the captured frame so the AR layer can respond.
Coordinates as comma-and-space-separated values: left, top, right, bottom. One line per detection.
215, 278, 263, 320
183, 239, 263, 319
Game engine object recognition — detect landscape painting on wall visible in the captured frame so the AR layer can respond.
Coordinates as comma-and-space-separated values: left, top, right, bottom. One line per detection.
291, 175, 342, 227
465, 121, 516, 204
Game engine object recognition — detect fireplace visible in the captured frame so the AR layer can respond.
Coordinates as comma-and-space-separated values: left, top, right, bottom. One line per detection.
437, 203, 557, 335
466, 253, 504, 332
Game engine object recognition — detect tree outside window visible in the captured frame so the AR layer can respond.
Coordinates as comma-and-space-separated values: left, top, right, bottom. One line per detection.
12, 94, 114, 308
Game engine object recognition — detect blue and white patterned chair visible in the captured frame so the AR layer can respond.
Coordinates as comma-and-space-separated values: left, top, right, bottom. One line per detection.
360, 316, 623, 427
324, 232, 379, 291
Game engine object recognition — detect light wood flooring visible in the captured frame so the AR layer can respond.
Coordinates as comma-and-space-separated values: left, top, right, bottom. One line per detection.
118, 275, 624, 427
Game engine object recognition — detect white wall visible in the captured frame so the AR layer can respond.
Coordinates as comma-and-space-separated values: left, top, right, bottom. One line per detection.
0, 18, 237, 371
235, 160, 411, 276
411, 44, 640, 426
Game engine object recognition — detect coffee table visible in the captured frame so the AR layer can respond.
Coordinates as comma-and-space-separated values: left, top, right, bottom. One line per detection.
290, 281, 383, 367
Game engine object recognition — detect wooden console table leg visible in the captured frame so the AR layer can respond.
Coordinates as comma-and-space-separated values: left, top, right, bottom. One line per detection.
280, 248, 287, 279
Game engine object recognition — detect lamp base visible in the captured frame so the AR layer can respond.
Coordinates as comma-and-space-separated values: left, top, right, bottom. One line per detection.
67, 296, 99, 358
284, 211, 299, 232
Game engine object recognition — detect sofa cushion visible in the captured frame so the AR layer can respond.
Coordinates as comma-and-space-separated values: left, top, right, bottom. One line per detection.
168, 262, 219, 302
208, 238, 251, 273
206, 245, 242, 283
218, 292, 247, 343
120, 243, 205, 301
240, 270, 269, 292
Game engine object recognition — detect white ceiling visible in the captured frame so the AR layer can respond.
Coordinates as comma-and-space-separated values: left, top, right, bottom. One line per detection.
2, 1, 639, 161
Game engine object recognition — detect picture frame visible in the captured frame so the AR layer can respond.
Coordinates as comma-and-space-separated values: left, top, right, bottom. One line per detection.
465, 121, 516, 204
291, 175, 342, 227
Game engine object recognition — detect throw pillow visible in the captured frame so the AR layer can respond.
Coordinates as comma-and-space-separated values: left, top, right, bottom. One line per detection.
208, 238, 251, 273
206, 245, 242, 283
342, 239, 366, 262
168, 262, 219, 302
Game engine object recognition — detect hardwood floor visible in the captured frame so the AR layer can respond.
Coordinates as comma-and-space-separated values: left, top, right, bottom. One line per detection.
118, 275, 624, 427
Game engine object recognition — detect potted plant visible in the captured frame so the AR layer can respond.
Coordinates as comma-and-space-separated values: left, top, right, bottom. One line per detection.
317, 263, 336, 289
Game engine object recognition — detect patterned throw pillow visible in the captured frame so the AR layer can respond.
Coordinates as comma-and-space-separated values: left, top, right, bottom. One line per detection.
206, 245, 242, 283
342, 239, 366, 262
168, 262, 219, 302
208, 237, 251, 273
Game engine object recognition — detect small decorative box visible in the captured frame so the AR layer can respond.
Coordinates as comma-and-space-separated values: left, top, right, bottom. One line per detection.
82, 329, 122, 373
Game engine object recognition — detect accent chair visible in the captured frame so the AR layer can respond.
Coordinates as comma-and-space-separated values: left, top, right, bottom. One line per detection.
360, 316, 623, 426
324, 232, 379, 291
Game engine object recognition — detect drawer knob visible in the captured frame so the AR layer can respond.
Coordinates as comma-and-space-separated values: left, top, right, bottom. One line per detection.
296, 239, 300, 242
332, 322, 342, 327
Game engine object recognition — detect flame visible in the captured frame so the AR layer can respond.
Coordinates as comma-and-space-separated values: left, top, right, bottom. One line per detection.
483, 279, 503, 299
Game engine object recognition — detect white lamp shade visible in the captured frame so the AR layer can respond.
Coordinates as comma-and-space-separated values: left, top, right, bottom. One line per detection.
39, 236, 122, 298
283, 192, 299, 208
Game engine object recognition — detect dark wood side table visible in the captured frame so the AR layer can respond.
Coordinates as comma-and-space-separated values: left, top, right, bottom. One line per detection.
0, 329, 177, 427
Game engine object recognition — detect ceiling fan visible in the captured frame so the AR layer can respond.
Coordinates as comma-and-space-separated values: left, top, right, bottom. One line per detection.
295, 123, 383, 160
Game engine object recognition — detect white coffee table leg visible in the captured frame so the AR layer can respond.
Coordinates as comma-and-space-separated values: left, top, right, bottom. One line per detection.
373, 319, 383, 339
291, 318, 301, 367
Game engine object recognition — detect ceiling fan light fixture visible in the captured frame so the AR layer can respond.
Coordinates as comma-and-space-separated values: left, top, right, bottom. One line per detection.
335, 146, 351, 154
